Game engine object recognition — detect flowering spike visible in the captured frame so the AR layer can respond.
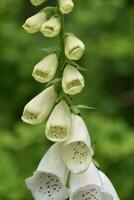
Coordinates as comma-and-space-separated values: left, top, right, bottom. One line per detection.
41, 16, 61, 38
22, 9, 47, 34
65, 34, 85, 60
21, 85, 57, 125
26, 143, 70, 200
61, 114, 94, 174
32, 53, 58, 83
45, 100, 71, 142
62, 64, 85, 95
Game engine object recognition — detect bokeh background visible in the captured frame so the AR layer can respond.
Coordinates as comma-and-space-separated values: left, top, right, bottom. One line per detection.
0, 0, 134, 199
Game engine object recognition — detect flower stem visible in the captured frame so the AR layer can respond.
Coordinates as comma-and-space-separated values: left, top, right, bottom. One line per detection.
57, 2, 65, 68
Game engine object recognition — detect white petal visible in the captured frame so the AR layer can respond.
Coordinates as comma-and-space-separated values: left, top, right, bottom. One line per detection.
45, 100, 71, 142
70, 163, 113, 200
65, 34, 85, 60
22, 10, 47, 33
99, 171, 120, 200
41, 16, 61, 38
61, 114, 93, 174
62, 64, 85, 95
58, 0, 74, 14
32, 53, 58, 83
26, 143, 70, 200
21, 85, 57, 125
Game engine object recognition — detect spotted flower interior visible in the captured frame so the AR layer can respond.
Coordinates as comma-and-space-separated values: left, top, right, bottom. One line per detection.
26, 172, 69, 200
33, 70, 49, 79
48, 126, 68, 141
63, 141, 90, 173
71, 185, 104, 200
66, 80, 82, 90
23, 110, 39, 121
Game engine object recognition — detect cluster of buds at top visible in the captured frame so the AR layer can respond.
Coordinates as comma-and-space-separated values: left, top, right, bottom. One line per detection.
21, 0, 120, 200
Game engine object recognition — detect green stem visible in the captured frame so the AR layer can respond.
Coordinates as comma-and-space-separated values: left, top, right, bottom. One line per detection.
57, 3, 65, 68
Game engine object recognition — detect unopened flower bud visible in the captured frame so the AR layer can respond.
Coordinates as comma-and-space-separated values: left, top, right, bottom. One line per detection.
30, 0, 47, 6
22, 9, 47, 34
32, 53, 58, 83
58, 0, 74, 14
65, 34, 85, 60
21, 85, 57, 125
45, 100, 71, 142
62, 64, 84, 95
41, 16, 61, 38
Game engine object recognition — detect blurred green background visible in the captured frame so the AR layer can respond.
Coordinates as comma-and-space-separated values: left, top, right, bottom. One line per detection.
0, 0, 134, 199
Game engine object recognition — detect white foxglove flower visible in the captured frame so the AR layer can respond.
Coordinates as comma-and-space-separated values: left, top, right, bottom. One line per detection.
30, 0, 47, 6
58, 0, 74, 14
26, 143, 70, 200
22, 9, 47, 34
45, 100, 71, 142
32, 53, 58, 83
21, 85, 57, 125
62, 64, 84, 95
41, 16, 61, 38
99, 171, 120, 200
70, 162, 115, 200
61, 114, 94, 174
65, 34, 85, 60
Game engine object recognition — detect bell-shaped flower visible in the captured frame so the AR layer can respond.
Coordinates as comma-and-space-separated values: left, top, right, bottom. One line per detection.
41, 16, 61, 38
62, 64, 84, 95
45, 100, 71, 142
32, 53, 58, 83
70, 162, 116, 200
58, 0, 74, 14
65, 34, 85, 60
25, 143, 70, 200
30, 0, 47, 6
61, 114, 94, 174
99, 171, 120, 200
22, 9, 47, 34
21, 85, 57, 125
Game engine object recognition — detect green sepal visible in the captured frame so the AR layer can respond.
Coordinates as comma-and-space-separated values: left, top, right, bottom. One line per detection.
92, 158, 100, 169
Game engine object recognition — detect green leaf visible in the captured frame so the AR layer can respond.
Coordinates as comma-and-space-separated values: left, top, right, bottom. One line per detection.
37, 47, 60, 55
76, 66, 88, 71
70, 105, 81, 115
45, 78, 61, 87
76, 105, 96, 110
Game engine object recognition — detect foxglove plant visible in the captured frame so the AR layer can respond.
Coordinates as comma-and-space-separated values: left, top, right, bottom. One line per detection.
22, 0, 120, 199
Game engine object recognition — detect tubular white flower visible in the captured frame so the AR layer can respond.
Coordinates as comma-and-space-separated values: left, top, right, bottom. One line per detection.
21, 85, 57, 125
22, 9, 47, 34
62, 64, 85, 95
99, 171, 120, 200
45, 100, 71, 142
58, 0, 74, 14
32, 53, 58, 83
61, 114, 94, 174
25, 143, 70, 200
70, 162, 114, 200
41, 16, 61, 38
30, 0, 47, 6
65, 34, 85, 60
